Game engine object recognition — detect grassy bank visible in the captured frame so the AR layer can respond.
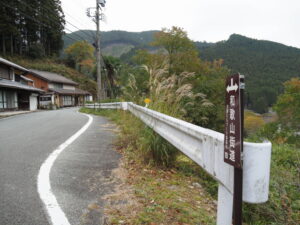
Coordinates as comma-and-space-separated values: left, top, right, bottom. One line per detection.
80, 107, 300, 225
80, 107, 217, 224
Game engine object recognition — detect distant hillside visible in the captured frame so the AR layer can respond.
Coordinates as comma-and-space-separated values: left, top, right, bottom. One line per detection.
9, 57, 97, 97
64, 31, 300, 113
198, 34, 300, 112
63, 30, 158, 57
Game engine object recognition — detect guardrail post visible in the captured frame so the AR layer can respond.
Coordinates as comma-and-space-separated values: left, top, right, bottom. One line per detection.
217, 184, 233, 225
121, 102, 128, 110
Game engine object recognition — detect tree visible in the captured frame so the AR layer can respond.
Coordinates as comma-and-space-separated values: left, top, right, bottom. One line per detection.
244, 111, 265, 136
0, 0, 65, 56
188, 59, 230, 131
127, 27, 229, 131
274, 77, 300, 130
252, 97, 268, 114
64, 40, 95, 73
151, 26, 201, 74
103, 56, 122, 98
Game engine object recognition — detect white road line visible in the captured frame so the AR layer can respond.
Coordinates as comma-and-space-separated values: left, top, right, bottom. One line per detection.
37, 113, 93, 225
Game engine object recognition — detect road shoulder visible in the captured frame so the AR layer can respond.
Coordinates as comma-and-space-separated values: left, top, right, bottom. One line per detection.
50, 113, 121, 225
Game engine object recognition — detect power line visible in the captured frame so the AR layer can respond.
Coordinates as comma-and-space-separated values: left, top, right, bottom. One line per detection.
64, 11, 96, 41
64, 11, 94, 31
16, 0, 92, 41
63, 27, 87, 41
38, 0, 94, 39
73, 0, 87, 9
65, 21, 94, 40
63, 34, 82, 43
33, 0, 95, 40
64, 28, 86, 41
0, 1, 85, 43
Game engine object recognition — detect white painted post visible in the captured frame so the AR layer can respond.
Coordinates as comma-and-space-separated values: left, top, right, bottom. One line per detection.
121, 102, 128, 110
242, 142, 272, 203
217, 184, 233, 225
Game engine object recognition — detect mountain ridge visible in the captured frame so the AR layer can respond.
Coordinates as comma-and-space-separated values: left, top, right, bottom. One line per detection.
198, 34, 300, 112
63, 30, 300, 112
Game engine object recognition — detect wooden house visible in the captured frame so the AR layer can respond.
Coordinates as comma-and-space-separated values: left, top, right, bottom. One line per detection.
0, 57, 44, 111
25, 70, 92, 108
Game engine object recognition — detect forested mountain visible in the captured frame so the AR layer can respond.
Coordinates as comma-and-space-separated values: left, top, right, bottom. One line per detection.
63, 30, 158, 57
198, 34, 300, 112
66, 30, 300, 113
0, 0, 65, 57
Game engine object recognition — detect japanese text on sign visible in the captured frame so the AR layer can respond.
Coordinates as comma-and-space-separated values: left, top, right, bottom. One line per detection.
224, 74, 242, 168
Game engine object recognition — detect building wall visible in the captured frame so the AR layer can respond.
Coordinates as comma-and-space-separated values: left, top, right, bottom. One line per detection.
25, 74, 49, 91
48, 83, 76, 90
63, 84, 75, 90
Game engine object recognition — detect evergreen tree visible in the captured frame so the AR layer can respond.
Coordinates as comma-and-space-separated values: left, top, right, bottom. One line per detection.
0, 0, 65, 56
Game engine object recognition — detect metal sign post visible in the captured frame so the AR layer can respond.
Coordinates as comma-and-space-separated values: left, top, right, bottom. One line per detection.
224, 73, 245, 225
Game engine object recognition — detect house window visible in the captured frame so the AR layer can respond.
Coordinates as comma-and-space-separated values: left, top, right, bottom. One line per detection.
53, 83, 63, 89
0, 90, 7, 109
0, 90, 17, 109
40, 96, 52, 101
0, 65, 10, 80
62, 95, 73, 106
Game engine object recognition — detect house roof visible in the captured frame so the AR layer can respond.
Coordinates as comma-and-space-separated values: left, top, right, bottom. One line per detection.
49, 87, 90, 95
0, 78, 44, 93
0, 57, 29, 72
20, 75, 33, 82
29, 69, 78, 86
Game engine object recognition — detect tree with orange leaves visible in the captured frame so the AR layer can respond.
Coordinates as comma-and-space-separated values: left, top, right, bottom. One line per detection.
274, 77, 300, 129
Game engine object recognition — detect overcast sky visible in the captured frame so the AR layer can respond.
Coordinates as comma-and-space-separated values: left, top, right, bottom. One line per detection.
61, 0, 300, 48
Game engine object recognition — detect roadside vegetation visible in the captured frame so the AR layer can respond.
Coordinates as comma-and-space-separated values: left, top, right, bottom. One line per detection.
81, 107, 300, 225
80, 107, 218, 224
80, 26, 300, 225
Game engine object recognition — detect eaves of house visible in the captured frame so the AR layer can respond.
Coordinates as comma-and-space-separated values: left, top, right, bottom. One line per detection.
0, 57, 28, 73
0, 78, 44, 93
48, 87, 91, 95
29, 69, 78, 86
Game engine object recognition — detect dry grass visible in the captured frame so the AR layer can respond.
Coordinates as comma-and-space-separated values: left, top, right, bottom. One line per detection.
97, 109, 217, 225
102, 153, 217, 225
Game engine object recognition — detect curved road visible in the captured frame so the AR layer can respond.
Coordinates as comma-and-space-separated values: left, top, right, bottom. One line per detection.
0, 108, 120, 225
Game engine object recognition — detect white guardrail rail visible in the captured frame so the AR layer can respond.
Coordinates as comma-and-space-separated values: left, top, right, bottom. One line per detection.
86, 102, 272, 225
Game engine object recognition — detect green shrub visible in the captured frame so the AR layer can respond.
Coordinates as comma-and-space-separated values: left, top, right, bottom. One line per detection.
139, 127, 178, 167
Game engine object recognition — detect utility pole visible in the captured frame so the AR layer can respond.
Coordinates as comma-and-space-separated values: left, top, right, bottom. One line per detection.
96, 0, 101, 101
87, 0, 106, 101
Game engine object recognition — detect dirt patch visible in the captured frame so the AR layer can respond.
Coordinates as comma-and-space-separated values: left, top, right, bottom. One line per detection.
102, 159, 142, 224
102, 154, 217, 225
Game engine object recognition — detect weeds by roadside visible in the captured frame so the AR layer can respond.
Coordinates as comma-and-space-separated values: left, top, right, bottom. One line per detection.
80, 107, 300, 225
80, 107, 217, 224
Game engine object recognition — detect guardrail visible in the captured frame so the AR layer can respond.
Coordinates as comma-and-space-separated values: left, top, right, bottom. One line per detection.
85, 102, 272, 225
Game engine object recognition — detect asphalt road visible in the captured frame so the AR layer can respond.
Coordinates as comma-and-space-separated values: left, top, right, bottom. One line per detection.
0, 108, 120, 225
